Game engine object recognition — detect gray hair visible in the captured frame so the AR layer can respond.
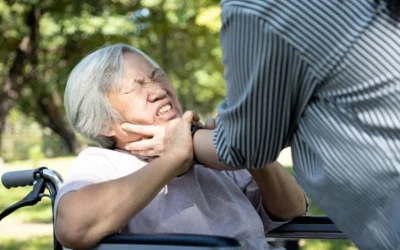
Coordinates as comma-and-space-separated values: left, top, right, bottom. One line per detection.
64, 43, 159, 148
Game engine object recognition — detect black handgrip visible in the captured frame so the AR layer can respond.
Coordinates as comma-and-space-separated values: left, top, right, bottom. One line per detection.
1, 169, 36, 189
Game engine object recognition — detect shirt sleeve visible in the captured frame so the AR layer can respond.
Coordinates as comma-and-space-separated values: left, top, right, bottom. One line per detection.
54, 153, 117, 213
214, 5, 315, 168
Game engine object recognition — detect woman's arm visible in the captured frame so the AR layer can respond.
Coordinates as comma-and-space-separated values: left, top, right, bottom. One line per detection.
193, 129, 235, 171
56, 112, 195, 249
56, 154, 189, 249
122, 121, 307, 220
194, 129, 306, 220
248, 162, 307, 221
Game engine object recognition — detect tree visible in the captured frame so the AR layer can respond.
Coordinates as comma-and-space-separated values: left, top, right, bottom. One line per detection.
133, 0, 225, 114
0, 1, 42, 152
0, 0, 225, 155
0, 0, 140, 153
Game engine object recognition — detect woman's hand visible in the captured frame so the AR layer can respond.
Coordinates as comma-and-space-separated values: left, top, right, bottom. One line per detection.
204, 117, 216, 129
121, 124, 165, 158
163, 111, 197, 172
122, 112, 202, 158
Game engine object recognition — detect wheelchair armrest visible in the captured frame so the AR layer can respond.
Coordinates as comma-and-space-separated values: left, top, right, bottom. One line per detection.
91, 234, 241, 250
266, 216, 347, 239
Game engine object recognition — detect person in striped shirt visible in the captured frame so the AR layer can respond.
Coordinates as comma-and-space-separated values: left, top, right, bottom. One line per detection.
127, 1, 400, 249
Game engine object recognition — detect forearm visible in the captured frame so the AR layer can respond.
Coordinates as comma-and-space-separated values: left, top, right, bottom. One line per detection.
248, 162, 306, 221
56, 153, 184, 249
193, 129, 236, 171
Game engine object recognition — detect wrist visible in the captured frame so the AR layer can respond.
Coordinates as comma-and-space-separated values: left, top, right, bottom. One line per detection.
162, 152, 191, 176
165, 150, 191, 163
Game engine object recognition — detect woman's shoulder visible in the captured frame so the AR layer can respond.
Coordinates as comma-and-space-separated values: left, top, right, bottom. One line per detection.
78, 146, 116, 157
68, 147, 145, 176
77, 147, 139, 161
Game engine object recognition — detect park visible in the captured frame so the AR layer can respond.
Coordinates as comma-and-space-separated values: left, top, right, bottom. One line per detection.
1, 0, 399, 249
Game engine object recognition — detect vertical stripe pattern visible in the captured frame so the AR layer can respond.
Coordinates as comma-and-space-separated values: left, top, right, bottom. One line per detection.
213, 0, 400, 249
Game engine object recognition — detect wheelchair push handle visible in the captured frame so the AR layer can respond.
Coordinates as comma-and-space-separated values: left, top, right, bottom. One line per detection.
1, 169, 36, 189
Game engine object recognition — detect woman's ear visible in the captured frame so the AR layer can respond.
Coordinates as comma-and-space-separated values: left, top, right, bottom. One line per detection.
101, 125, 116, 137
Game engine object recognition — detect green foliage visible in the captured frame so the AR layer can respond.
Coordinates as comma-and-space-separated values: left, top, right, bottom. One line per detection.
28, 145, 44, 169
301, 239, 357, 250
1, 0, 226, 117
1, 110, 42, 162
130, 0, 226, 113
0, 182, 52, 223
1, 109, 71, 162
0, 236, 53, 250
1, 0, 227, 158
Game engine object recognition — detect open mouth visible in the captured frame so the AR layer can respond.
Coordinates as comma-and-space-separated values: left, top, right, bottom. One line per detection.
157, 104, 172, 116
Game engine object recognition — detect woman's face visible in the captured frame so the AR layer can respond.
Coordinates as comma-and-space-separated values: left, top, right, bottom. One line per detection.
107, 52, 182, 144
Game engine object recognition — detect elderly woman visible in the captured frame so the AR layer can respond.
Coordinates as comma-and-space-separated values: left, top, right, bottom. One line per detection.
55, 44, 307, 250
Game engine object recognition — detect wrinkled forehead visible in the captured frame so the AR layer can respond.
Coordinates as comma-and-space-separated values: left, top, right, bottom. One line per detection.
111, 51, 161, 92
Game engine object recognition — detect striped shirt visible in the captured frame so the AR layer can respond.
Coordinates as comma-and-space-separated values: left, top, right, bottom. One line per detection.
213, 0, 400, 249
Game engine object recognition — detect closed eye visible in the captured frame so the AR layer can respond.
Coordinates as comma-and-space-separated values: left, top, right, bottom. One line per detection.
122, 87, 137, 94
155, 74, 166, 81
122, 90, 133, 94
121, 80, 141, 94
150, 68, 166, 81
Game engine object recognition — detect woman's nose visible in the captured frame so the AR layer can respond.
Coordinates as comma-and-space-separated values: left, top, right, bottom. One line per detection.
148, 86, 167, 102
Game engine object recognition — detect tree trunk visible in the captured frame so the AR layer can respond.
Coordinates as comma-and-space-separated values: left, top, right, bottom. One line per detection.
54, 128, 78, 154
30, 93, 79, 154
0, 105, 8, 153
39, 105, 78, 154
3, 4, 78, 155
0, 6, 40, 154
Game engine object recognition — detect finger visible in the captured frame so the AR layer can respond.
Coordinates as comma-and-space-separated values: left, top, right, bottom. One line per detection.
182, 111, 195, 123
192, 111, 200, 122
131, 149, 157, 157
205, 118, 216, 129
125, 140, 156, 151
121, 123, 161, 136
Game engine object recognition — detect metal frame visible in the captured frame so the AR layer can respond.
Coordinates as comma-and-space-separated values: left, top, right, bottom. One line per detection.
267, 216, 346, 239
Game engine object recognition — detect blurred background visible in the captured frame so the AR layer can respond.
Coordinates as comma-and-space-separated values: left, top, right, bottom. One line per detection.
0, 0, 357, 249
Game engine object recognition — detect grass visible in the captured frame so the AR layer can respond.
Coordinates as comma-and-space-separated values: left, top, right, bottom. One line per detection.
0, 156, 73, 224
0, 157, 358, 250
300, 239, 357, 250
0, 236, 53, 250
0, 186, 53, 223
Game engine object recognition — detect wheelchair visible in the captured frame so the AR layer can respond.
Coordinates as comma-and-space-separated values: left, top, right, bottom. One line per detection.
0, 167, 347, 250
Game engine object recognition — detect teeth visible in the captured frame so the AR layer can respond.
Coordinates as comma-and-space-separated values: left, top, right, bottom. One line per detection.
157, 104, 171, 116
